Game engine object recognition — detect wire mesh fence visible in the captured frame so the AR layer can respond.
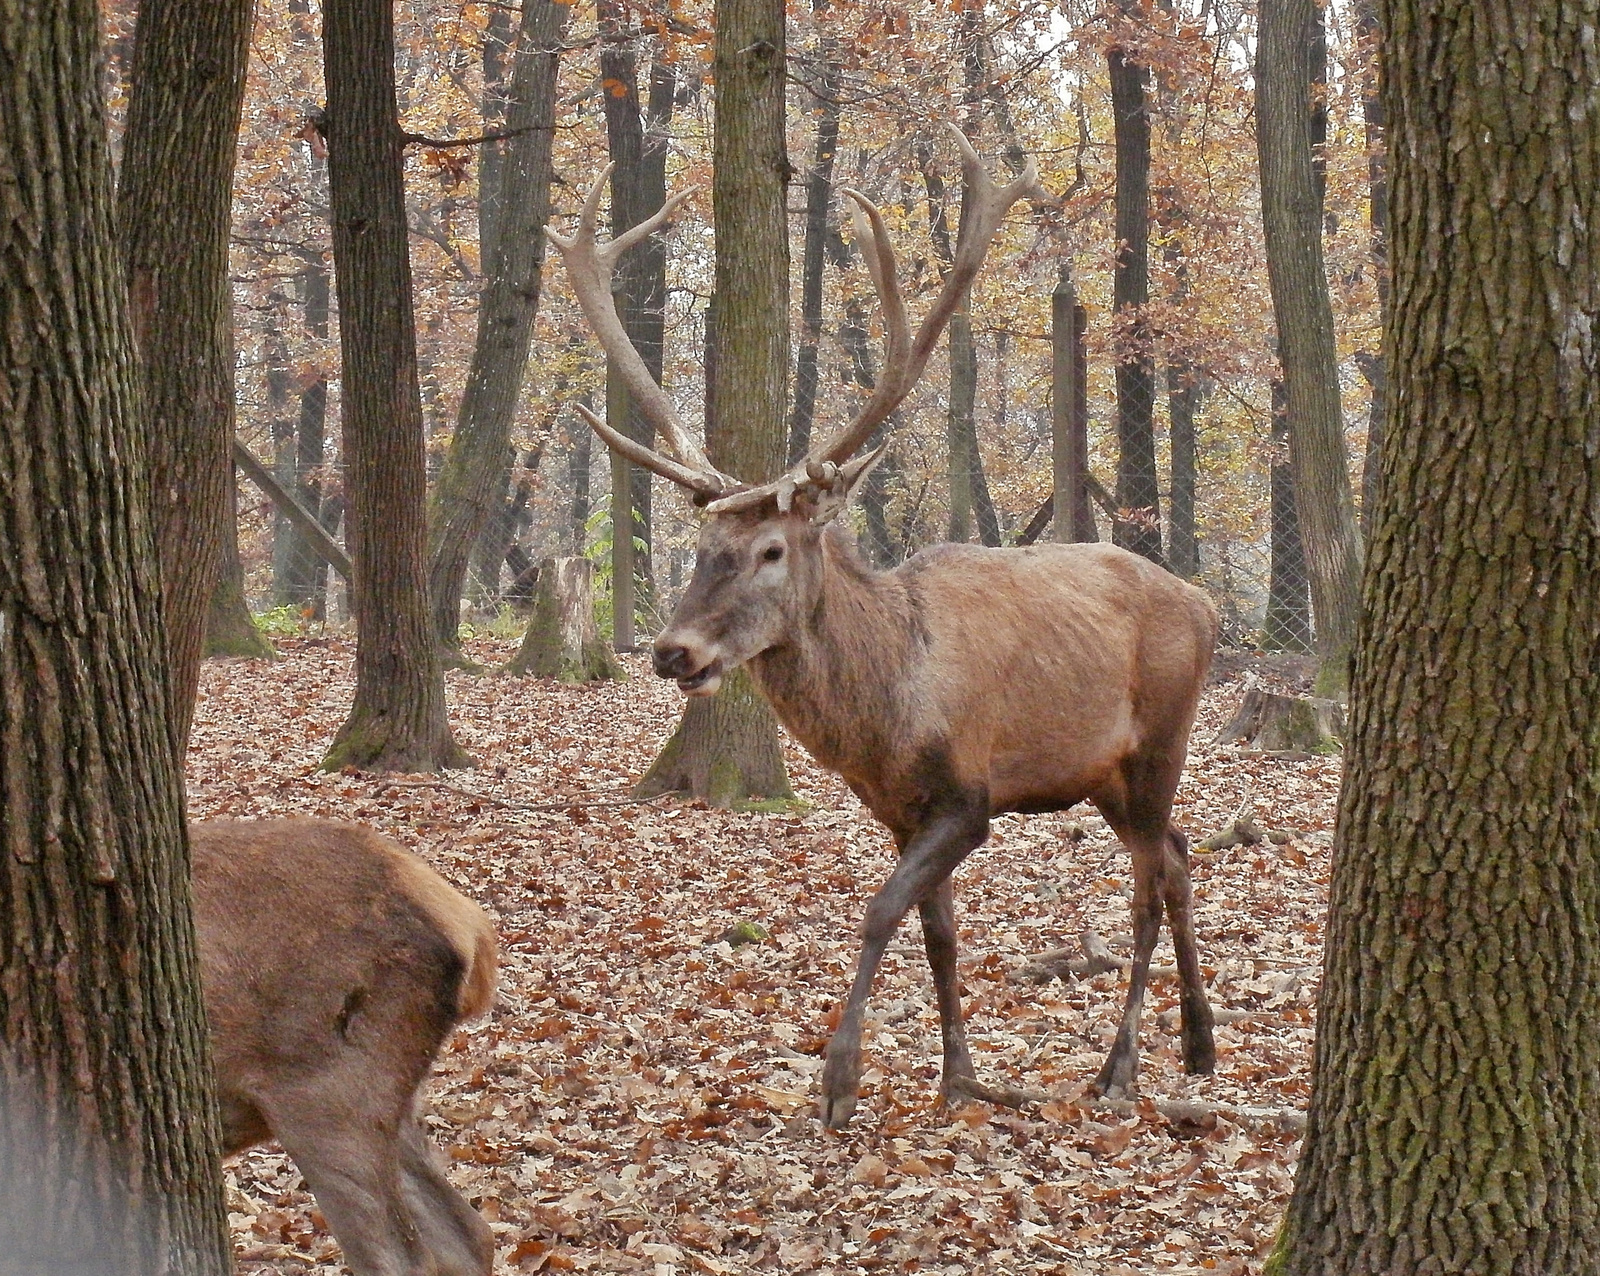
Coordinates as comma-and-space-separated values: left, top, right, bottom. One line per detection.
232, 349, 1331, 658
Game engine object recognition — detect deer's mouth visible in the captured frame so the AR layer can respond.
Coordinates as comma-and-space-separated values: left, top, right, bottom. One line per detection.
676, 660, 722, 696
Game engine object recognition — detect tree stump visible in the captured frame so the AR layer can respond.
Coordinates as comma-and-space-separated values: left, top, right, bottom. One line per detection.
503, 557, 622, 682
1214, 679, 1345, 753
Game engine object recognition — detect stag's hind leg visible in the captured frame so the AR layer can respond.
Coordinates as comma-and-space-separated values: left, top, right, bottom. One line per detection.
1161, 825, 1215, 1074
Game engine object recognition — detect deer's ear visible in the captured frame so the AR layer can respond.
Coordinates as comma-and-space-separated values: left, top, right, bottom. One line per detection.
806, 440, 890, 524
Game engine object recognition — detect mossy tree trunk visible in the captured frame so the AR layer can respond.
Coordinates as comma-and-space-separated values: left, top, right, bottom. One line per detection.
1270, 0, 1600, 1266
636, 0, 792, 806
504, 557, 621, 682
321, 0, 469, 772
205, 467, 276, 659
115, 0, 254, 751
0, 1, 232, 1266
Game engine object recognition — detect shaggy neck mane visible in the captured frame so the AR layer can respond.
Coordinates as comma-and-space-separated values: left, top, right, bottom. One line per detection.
750, 526, 923, 777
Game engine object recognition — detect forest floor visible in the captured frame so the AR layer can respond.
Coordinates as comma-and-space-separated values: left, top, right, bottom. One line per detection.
190, 636, 1338, 1276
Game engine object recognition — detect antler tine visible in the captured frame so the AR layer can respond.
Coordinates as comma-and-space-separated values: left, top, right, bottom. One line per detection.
904, 122, 1041, 376
706, 130, 1038, 520
573, 403, 723, 497
807, 127, 1034, 472
550, 175, 731, 492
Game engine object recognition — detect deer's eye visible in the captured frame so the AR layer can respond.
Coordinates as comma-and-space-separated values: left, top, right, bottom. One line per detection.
761, 544, 784, 563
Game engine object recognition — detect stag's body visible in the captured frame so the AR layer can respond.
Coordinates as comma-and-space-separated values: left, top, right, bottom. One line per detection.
751, 530, 1213, 828
193, 818, 496, 1276
660, 513, 1218, 1124
550, 128, 1216, 1125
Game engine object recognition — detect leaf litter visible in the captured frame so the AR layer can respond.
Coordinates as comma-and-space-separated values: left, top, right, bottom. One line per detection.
190, 639, 1337, 1275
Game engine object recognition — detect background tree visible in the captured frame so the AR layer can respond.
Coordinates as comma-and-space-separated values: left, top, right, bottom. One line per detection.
116, 0, 256, 748
1269, 0, 1600, 1265
321, 0, 468, 771
426, 0, 572, 659
634, 0, 792, 805
0, 2, 231, 1268
1255, 0, 1362, 686
598, 6, 676, 650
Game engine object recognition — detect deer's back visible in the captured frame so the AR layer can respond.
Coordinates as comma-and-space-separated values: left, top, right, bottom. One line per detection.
894, 541, 1216, 814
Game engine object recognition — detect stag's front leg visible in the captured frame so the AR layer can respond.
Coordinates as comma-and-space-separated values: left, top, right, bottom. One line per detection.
820, 807, 989, 1129
917, 877, 976, 1096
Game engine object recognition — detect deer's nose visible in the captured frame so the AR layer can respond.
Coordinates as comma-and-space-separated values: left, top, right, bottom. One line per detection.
652, 644, 692, 679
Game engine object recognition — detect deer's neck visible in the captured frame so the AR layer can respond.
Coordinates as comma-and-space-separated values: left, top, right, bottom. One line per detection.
749, 528, 922, 788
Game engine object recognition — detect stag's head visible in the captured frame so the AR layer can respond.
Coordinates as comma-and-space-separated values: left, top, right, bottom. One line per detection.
549, 127, 1041, 697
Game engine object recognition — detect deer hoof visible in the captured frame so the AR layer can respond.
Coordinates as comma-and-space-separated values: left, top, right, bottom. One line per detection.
819, 1041, 862, 1129
1090, 1052, 1138, 1100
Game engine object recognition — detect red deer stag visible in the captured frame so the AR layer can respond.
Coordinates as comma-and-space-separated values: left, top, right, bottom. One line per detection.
192, 818, 496, 1275
551, 127, 1217, 1128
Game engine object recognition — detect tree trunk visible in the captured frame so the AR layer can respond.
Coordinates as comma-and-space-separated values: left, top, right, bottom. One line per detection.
918, 134, 999, 549
1107, 31, 1163, 565
787, 0, 840, 464
116, 0, 253, 751
570, 392, 594, 552
426, 0, 572, 658
321, 0, 469, 772
205, 467, 277, 658
280, 257, 332, 615
1051, 267, 1098, 543
637, 0, 792, 806
504, 557, 622, 681
946, 309, 976, 543
1263, 378, 1312, 652
1255, 0, 1363, 689
0, 3, 232, 1265
1153, 0, 1199, 579
1270, 0, 1600, 1266
1354, 0, 1388, 540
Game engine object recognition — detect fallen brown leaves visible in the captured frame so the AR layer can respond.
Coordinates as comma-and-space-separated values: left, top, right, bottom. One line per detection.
192, 638, 1337, 1276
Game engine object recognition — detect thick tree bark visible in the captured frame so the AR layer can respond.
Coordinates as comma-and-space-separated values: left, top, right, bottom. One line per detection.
1051, 267, 1098, 543
115, 0, 254, 751
321, 0, 468, 771
787, 0, 840, 464
1255, 0, 1363, 686
1263, 379, 1312, 652
1107, 37, 1164, 565
1153, 0, 1198, 579
426, 0, 572, 657
1354, 0, 1388, 539
1270, 0, 1600, 1267
0, 3, 232, 1267
918, 135, 999, 548
637, 0, 792, 805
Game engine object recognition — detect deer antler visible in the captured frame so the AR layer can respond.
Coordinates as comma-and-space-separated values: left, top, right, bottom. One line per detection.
548, 170, 733, 498
706, 125, 1044, 516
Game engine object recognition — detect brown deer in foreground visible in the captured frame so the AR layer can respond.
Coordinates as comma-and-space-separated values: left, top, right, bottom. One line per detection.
192, 818, 496, 1275
551, 127, 1217, 1128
